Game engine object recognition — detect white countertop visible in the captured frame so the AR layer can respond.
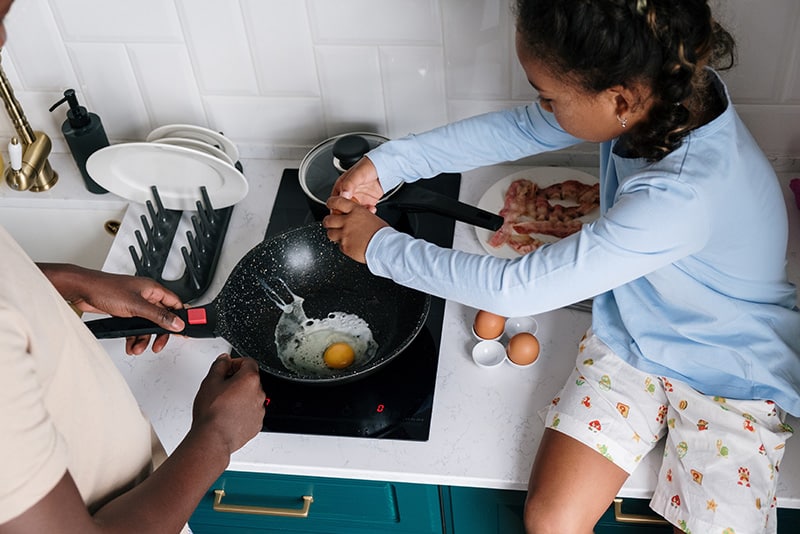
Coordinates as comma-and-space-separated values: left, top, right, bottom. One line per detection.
12, 156, 797, 506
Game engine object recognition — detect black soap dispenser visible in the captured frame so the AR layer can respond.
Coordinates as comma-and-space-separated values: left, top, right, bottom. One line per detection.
49, 89, 109, 194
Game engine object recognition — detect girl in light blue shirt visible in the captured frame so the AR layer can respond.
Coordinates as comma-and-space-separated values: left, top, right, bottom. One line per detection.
324, 1, 800, 532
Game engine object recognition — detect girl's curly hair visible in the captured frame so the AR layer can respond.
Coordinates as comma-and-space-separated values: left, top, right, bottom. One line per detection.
514, 0, 735, 161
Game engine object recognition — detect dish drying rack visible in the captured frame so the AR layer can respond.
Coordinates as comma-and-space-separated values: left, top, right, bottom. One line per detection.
129, 185, 233, 303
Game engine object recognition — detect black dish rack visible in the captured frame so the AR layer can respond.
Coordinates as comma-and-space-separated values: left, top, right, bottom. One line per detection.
127, 183, 234, 303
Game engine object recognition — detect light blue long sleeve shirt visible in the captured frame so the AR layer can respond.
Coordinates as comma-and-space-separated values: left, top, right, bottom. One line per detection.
364, 73, 800, 415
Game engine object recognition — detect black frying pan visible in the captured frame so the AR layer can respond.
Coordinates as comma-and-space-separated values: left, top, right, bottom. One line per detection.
85, 223, 430, 385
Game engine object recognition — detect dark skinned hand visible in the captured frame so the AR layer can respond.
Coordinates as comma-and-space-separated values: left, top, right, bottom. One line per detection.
323, 196, 390, 263
38, 263, 185, 355
191, 354, 266, 455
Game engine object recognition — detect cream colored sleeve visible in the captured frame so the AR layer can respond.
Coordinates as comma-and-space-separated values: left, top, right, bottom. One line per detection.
0, 306, 68, 524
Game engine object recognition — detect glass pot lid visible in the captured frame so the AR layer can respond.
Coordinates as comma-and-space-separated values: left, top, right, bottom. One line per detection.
299, 132, 389, 205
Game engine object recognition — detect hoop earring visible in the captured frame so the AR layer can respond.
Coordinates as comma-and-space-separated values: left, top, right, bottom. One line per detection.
617, 114, 628, 128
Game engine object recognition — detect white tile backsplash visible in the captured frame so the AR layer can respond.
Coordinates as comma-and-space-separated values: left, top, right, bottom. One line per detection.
0, 0, 797, 164
442, 0, 511, 99
49, 0, 183, 42
65, 43, 151, 140
175, 0, 258, 95
735, 105, 800, 158
241, 0, 319, 97
307, 0, 442, 45
127, 44, 207, 127
787, 39, 800, 105
4, 0, 77, 90
204, 95, 325, 145
719, 0, 799, 103
315, 45, 386, 136
380, 46, 447, 137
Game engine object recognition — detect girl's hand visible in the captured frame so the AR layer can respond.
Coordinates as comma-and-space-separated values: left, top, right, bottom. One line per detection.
191, 354, 265, 455
323, 196, 389, 263
329, 157, 385, 213
38, 263, 185, 354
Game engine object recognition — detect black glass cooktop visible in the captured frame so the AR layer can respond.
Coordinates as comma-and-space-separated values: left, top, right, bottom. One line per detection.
258, 168, 459, 440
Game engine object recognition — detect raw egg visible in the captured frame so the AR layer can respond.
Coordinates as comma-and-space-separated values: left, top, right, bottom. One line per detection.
473, 310, 506, 340
323, 342, 356, 369
506, 332, 540, 366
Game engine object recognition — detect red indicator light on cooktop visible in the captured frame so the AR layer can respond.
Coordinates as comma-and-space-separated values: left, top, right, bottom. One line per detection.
187, 308, 207, 325
376, 404, 385, 413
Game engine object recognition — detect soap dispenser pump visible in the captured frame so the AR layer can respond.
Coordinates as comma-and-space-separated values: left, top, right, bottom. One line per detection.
49, 89, 109, 194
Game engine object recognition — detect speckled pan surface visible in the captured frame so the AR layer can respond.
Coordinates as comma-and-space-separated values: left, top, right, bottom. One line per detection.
216, 223, 430, 384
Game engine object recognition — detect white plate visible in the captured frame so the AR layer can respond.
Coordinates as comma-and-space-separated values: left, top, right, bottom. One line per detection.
151, 136, 235, 166
86, 142, 248, 211
475, 167, 599, 258
146, 123, 239, 162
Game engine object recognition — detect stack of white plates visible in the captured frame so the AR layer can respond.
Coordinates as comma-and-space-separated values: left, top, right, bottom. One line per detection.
146, 124, 240, 164
86, 124, 247, 211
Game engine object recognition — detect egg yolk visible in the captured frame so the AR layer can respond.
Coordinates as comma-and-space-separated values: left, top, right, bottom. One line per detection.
323, 342, 356, 369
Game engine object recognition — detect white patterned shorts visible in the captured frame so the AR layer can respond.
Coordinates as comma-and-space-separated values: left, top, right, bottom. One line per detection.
542, 329, 795, 534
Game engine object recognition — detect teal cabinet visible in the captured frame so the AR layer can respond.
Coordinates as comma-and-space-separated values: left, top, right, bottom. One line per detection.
190, 472, 800, 533
441, 487, 673, 533
189, 471, 443, 533
440, 486, 526, 534
778, 508, 800, 532
595, 499, 674, 533
441, 486, 800, 533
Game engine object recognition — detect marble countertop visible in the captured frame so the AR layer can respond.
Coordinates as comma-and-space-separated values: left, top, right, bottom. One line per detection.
21, 156, 797, 506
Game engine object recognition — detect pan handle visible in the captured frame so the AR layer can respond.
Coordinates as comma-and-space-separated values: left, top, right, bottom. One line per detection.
84, 305, 218, 339
393, 185, 503, 231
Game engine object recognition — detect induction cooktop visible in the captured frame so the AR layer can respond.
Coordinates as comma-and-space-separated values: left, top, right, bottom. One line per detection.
257, 169, 459, 440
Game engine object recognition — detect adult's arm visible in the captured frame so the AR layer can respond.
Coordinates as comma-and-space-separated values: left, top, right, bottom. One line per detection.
0, 355, 265, 534
37, 263, 185, 354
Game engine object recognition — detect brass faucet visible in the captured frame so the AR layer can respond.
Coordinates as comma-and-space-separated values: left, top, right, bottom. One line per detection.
0, 49, 57, 192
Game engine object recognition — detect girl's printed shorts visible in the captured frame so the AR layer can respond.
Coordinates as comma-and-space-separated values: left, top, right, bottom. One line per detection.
542, 329, 795, 534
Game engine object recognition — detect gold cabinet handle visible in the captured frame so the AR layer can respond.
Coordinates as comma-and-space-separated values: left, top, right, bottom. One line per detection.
613, 498, 669, 525
213, 489, 313, 517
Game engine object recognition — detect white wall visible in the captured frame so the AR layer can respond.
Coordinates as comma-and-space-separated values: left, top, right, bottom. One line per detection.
2, 0, 799, 167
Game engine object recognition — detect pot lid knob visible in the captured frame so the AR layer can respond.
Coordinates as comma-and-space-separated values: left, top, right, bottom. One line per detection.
332, 135, 371, 172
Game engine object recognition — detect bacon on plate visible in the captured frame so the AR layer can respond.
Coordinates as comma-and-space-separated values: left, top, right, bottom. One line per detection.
489, 178, 599, 254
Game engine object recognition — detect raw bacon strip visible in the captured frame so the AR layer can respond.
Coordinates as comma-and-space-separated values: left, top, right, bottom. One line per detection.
512, 219, 583, 239
539, 180, 599, 203
507, 234, 544, 255
489, 179, 538, 247
488, 223, 514, 248
487, 177, 600, 253
499, 179, 537, 218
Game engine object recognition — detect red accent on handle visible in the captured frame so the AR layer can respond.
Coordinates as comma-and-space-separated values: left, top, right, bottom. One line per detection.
187, 308, 207, 325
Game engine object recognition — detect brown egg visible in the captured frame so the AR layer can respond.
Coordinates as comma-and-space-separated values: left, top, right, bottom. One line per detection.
473, 310, 506, 340
506, 332, 540, 366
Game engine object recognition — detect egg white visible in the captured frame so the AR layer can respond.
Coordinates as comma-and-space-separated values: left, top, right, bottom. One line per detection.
275, 306, 378, 376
